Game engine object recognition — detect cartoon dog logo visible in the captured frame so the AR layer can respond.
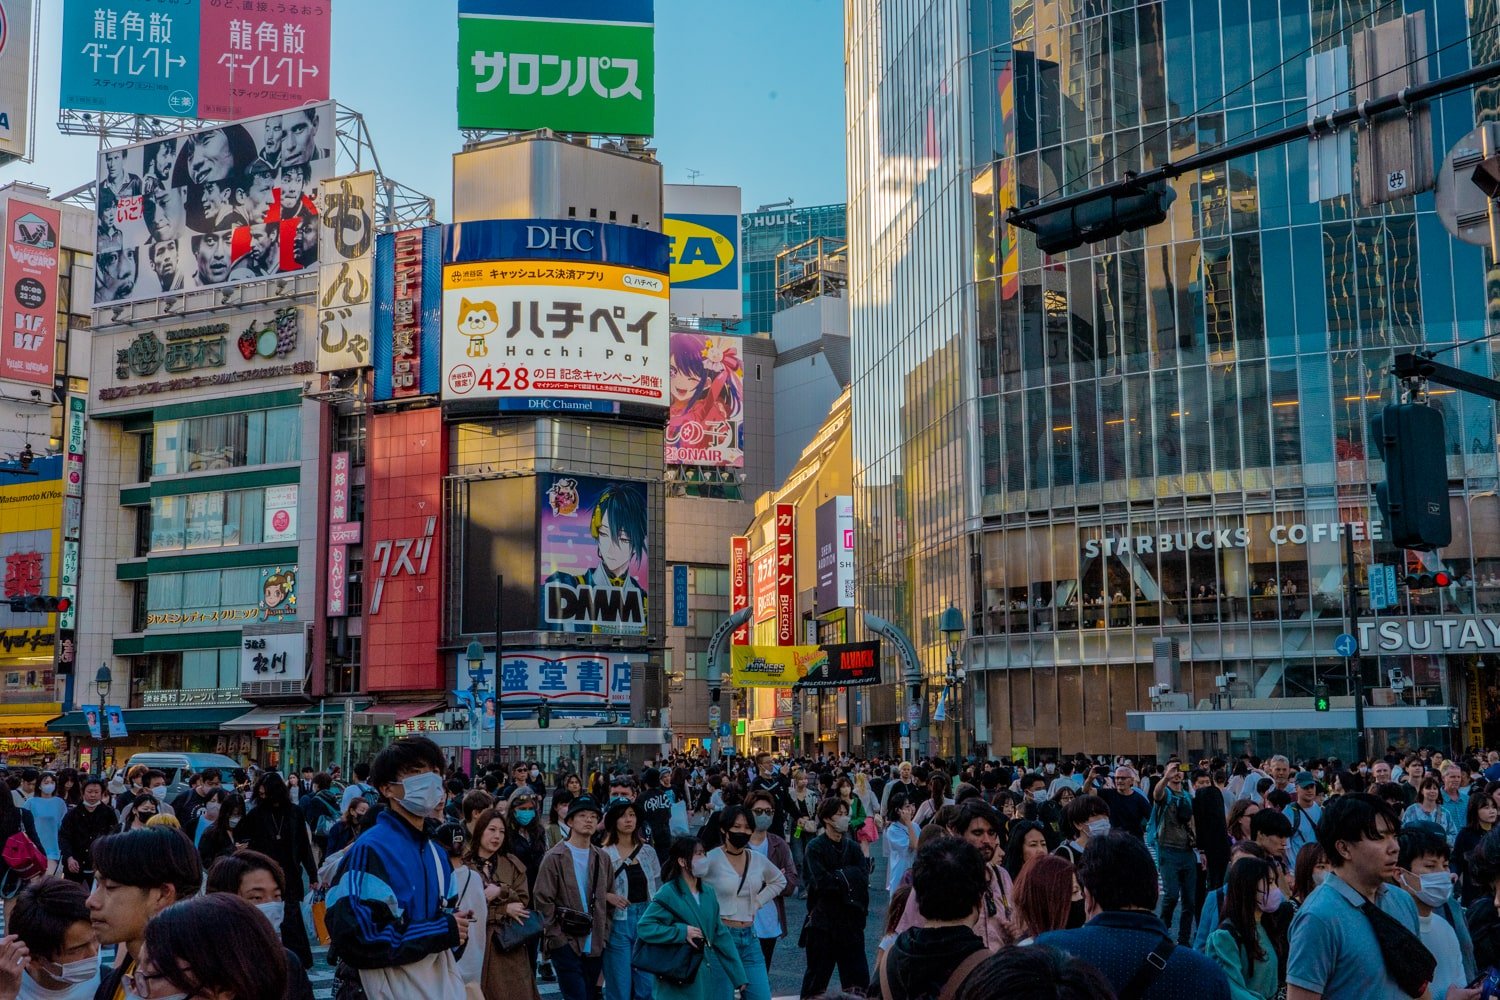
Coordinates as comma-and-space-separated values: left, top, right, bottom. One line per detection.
457, 297, 499, 358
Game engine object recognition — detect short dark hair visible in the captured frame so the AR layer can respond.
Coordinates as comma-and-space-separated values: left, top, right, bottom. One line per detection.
1021, 772, 1046, 790
92, 828, 202, 901
1062, 794, 1110, 833
952, 945, 1116, 1000
462, 789, 494, 821
719, 805, 753, 836
1078, 832, 1158, 912
1396, 822, 1451, 868
912, 836, 986, 921
80, 776, 106, 794
950, 800, 1002, 838
313, 772, 333, 791
370, 736, 444, 789
199, 769, 222, 783
1319, 793, 1400, 866
11, 878, 89, 961
352, 762, 371, 782
1249, 808, 1293, 840
205, 849, 285, 896
744, 790, 778, 813
144, 894, 287, 1000
816, 797, 849, 823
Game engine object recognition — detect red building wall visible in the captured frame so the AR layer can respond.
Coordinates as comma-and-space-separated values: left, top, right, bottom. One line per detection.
365, 408, 445, 692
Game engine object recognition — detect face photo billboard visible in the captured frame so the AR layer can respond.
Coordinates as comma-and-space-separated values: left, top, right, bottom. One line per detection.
539, 472, 648, 636
94, 102, 335, 305
666, 332, 743, 468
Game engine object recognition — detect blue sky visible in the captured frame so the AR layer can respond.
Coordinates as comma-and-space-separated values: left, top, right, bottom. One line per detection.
16, 0, 847, 219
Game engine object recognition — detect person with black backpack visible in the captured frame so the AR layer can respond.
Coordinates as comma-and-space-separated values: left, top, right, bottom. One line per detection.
1203, 856, 1281, 1000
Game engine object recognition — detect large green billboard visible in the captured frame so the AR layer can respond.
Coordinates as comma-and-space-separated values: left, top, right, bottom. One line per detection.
458, 1, 655, 136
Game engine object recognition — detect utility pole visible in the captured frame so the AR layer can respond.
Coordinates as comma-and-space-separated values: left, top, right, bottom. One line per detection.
494, 573, 504, 767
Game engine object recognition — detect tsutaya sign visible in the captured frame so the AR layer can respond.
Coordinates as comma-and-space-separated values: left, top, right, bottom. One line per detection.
1359, 616, 1500, 655
1083, 520, 1383, 558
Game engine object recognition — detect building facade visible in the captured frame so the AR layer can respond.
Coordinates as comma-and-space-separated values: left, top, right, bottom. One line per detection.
741, 204, 847, 335
849, 0, 1499, 760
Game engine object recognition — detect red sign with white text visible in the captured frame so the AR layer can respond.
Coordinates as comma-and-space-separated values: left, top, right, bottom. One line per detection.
196, 5, 333, 121
730, 535, 749, 645
775, 502, 796, 646
0, 200, 60, 386
326, 545, 347, 617
365, 408, 445, 691
752, 547, 776, 624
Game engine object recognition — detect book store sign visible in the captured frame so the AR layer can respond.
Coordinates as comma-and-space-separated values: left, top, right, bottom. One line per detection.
1083, 520, 1383, 558
1358, 616, 1500, 655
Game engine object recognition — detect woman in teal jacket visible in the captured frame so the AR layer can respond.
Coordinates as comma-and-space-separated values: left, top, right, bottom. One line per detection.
637, 837, 748, 1000
1205, 856, 1282, 1000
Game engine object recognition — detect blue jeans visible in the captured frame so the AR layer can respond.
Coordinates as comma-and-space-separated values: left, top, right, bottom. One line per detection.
1158, 845, 1198, 945
708, 925, 771, 1000
602, 903, 652, 1000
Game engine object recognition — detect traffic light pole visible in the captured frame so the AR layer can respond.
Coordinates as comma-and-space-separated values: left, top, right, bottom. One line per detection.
1009, 56, 1500, 230
1344, 532, 1367, 763
494, 573, 504, 767
1394, 353, 1500, 402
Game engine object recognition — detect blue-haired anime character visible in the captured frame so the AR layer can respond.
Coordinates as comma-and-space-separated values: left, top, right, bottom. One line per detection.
544, 483, 649, 634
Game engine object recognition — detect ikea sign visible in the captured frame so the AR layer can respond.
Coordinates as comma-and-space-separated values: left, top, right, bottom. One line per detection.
664, 214, 739, 290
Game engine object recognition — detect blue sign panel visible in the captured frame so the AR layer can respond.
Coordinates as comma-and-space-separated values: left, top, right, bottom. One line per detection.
1333, 633, 1358, 658
458, 0, 654, 23
496, 398, 621, 415
673, 564, 689, 628
61, 0, 202, 117
1369, 563, 1391, 611
719, 722, 731, 737
665, 213, 739, 289
443, 219, 671, 273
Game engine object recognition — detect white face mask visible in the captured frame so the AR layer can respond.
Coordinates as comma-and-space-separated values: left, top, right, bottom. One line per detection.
39, 782, 55, 795
1407, 871, 1454, 908
690, 857, 710, 878
530, 769, 540, 780
150, 786, 168, 802
831, 815, 851, 833
396, 772, 445, 816
1086, 818, 1111, 838
256, 900, 286, 933
1032, 789, 1049, 803
44, 953, 101, 985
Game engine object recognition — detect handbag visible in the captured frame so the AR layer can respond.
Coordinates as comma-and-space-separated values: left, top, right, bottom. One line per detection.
2, 830, 45, 881
555, 905, 594, 937
493, 909, 544, 952
1359, 900, 1436, 997
631, 937, 703, 986
855, 816, 880, 843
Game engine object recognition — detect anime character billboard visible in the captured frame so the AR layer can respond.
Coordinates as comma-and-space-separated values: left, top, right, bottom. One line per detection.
666, 332, 744, 468
539, 473, 648, 635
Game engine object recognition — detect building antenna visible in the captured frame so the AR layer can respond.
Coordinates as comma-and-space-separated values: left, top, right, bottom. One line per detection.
686, 169, 702, 184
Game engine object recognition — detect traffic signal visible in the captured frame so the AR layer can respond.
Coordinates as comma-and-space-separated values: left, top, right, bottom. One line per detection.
1313, 684, 1331, 712
537, 704, 551, 729
1405, 568, 1454, 589
17, 444, 32, 471
1028, 182, 1177, 255
1372, 403, 1452, 551
5, 595, 70, 614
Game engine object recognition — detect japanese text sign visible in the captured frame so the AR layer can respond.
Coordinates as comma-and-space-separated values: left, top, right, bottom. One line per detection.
0, 198, 59, 386
775, 502, 796, 646
730, 535, 749, 644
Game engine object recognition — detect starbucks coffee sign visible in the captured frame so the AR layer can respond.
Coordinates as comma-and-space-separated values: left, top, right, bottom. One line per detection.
1083, 520, 1383, 558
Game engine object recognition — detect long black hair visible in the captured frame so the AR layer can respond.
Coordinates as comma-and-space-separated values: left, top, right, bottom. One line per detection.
252, 771, 292, 811
661, 836, 701, 884
1004, 820, 1049, 880
1220, 856, 1272, 973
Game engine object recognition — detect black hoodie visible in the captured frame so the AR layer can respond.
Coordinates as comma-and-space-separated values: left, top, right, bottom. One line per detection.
879, 925, 986, 1000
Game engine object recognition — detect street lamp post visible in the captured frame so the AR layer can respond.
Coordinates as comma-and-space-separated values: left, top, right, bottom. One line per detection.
939, 604, 966, 763
95, 664, 111, 772
466, 640, 487, 770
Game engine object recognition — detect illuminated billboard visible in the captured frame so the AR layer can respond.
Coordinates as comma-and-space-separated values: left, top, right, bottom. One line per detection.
667, 332, 743, 468
94, 101, 335, 305
664, 183, 740, 319
538, 472, 648, 636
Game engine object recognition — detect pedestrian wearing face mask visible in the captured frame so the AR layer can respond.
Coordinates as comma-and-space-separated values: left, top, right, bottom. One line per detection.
23, 777, 64, 878
636, 838, 748, 1000
1204, 856, 1283, 1000
233, 772, 318, 967
55, 778, 113, 889
800, 798, 871, 998
325, 737, 469, 1000
0, 877, 100, 1000
204, 851, 317, 1000
197, 793, 245, 870
1394, 823, 1478, 998
1054, 794, 1112, 865
701, 804, 789, 1000
533, 796, 614, 1000
743, 792, 798, 968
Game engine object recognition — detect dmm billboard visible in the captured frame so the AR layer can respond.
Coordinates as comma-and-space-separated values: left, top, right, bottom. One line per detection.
457, 0, 654, 136
60, 0, 331, 120
94, 102, 335, 305
441, 219, 671, 409
365, 408, 445, 691
538, 472, 648, 636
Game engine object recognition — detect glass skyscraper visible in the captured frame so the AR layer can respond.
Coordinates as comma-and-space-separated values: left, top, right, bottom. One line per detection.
741, 204, 848, 334
849, 0, 1500, 759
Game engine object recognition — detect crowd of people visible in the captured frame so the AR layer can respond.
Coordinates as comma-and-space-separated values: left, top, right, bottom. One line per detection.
0, 742, 1495, 998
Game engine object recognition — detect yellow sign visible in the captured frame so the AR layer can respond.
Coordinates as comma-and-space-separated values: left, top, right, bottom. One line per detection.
730, 645, 825, 688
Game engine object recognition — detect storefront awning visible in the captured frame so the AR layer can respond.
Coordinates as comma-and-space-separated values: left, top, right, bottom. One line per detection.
222, 706, 293, 732
48, 706, 248, 734
0, 704, 62, 733
1126, 705, 1454, 732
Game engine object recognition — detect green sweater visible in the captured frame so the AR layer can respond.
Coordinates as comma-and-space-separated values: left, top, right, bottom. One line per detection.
1205, 922, 1279, 1000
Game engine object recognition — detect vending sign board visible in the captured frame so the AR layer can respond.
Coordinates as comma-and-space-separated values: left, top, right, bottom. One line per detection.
457, 0, 654, 136
93, 102, 335, 306
60, 0, 331, 120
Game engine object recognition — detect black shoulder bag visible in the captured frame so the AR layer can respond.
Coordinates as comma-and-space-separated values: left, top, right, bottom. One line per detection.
1359, 899, 1436, 998
1119, 933, 1175, 1000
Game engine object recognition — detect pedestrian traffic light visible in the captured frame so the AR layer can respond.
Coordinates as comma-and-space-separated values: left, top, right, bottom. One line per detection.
537, 704, 551, 729
1372, 403, 1452, 551
1026, 182, 1177, 255
1313, 684, 1331, 712
5, 595, 70, 614
1405, 568, 1454, 589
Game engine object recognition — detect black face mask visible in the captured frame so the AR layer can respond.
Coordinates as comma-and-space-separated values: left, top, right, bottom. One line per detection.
726, 831, 752, 850
1067, 898, 1088, 929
